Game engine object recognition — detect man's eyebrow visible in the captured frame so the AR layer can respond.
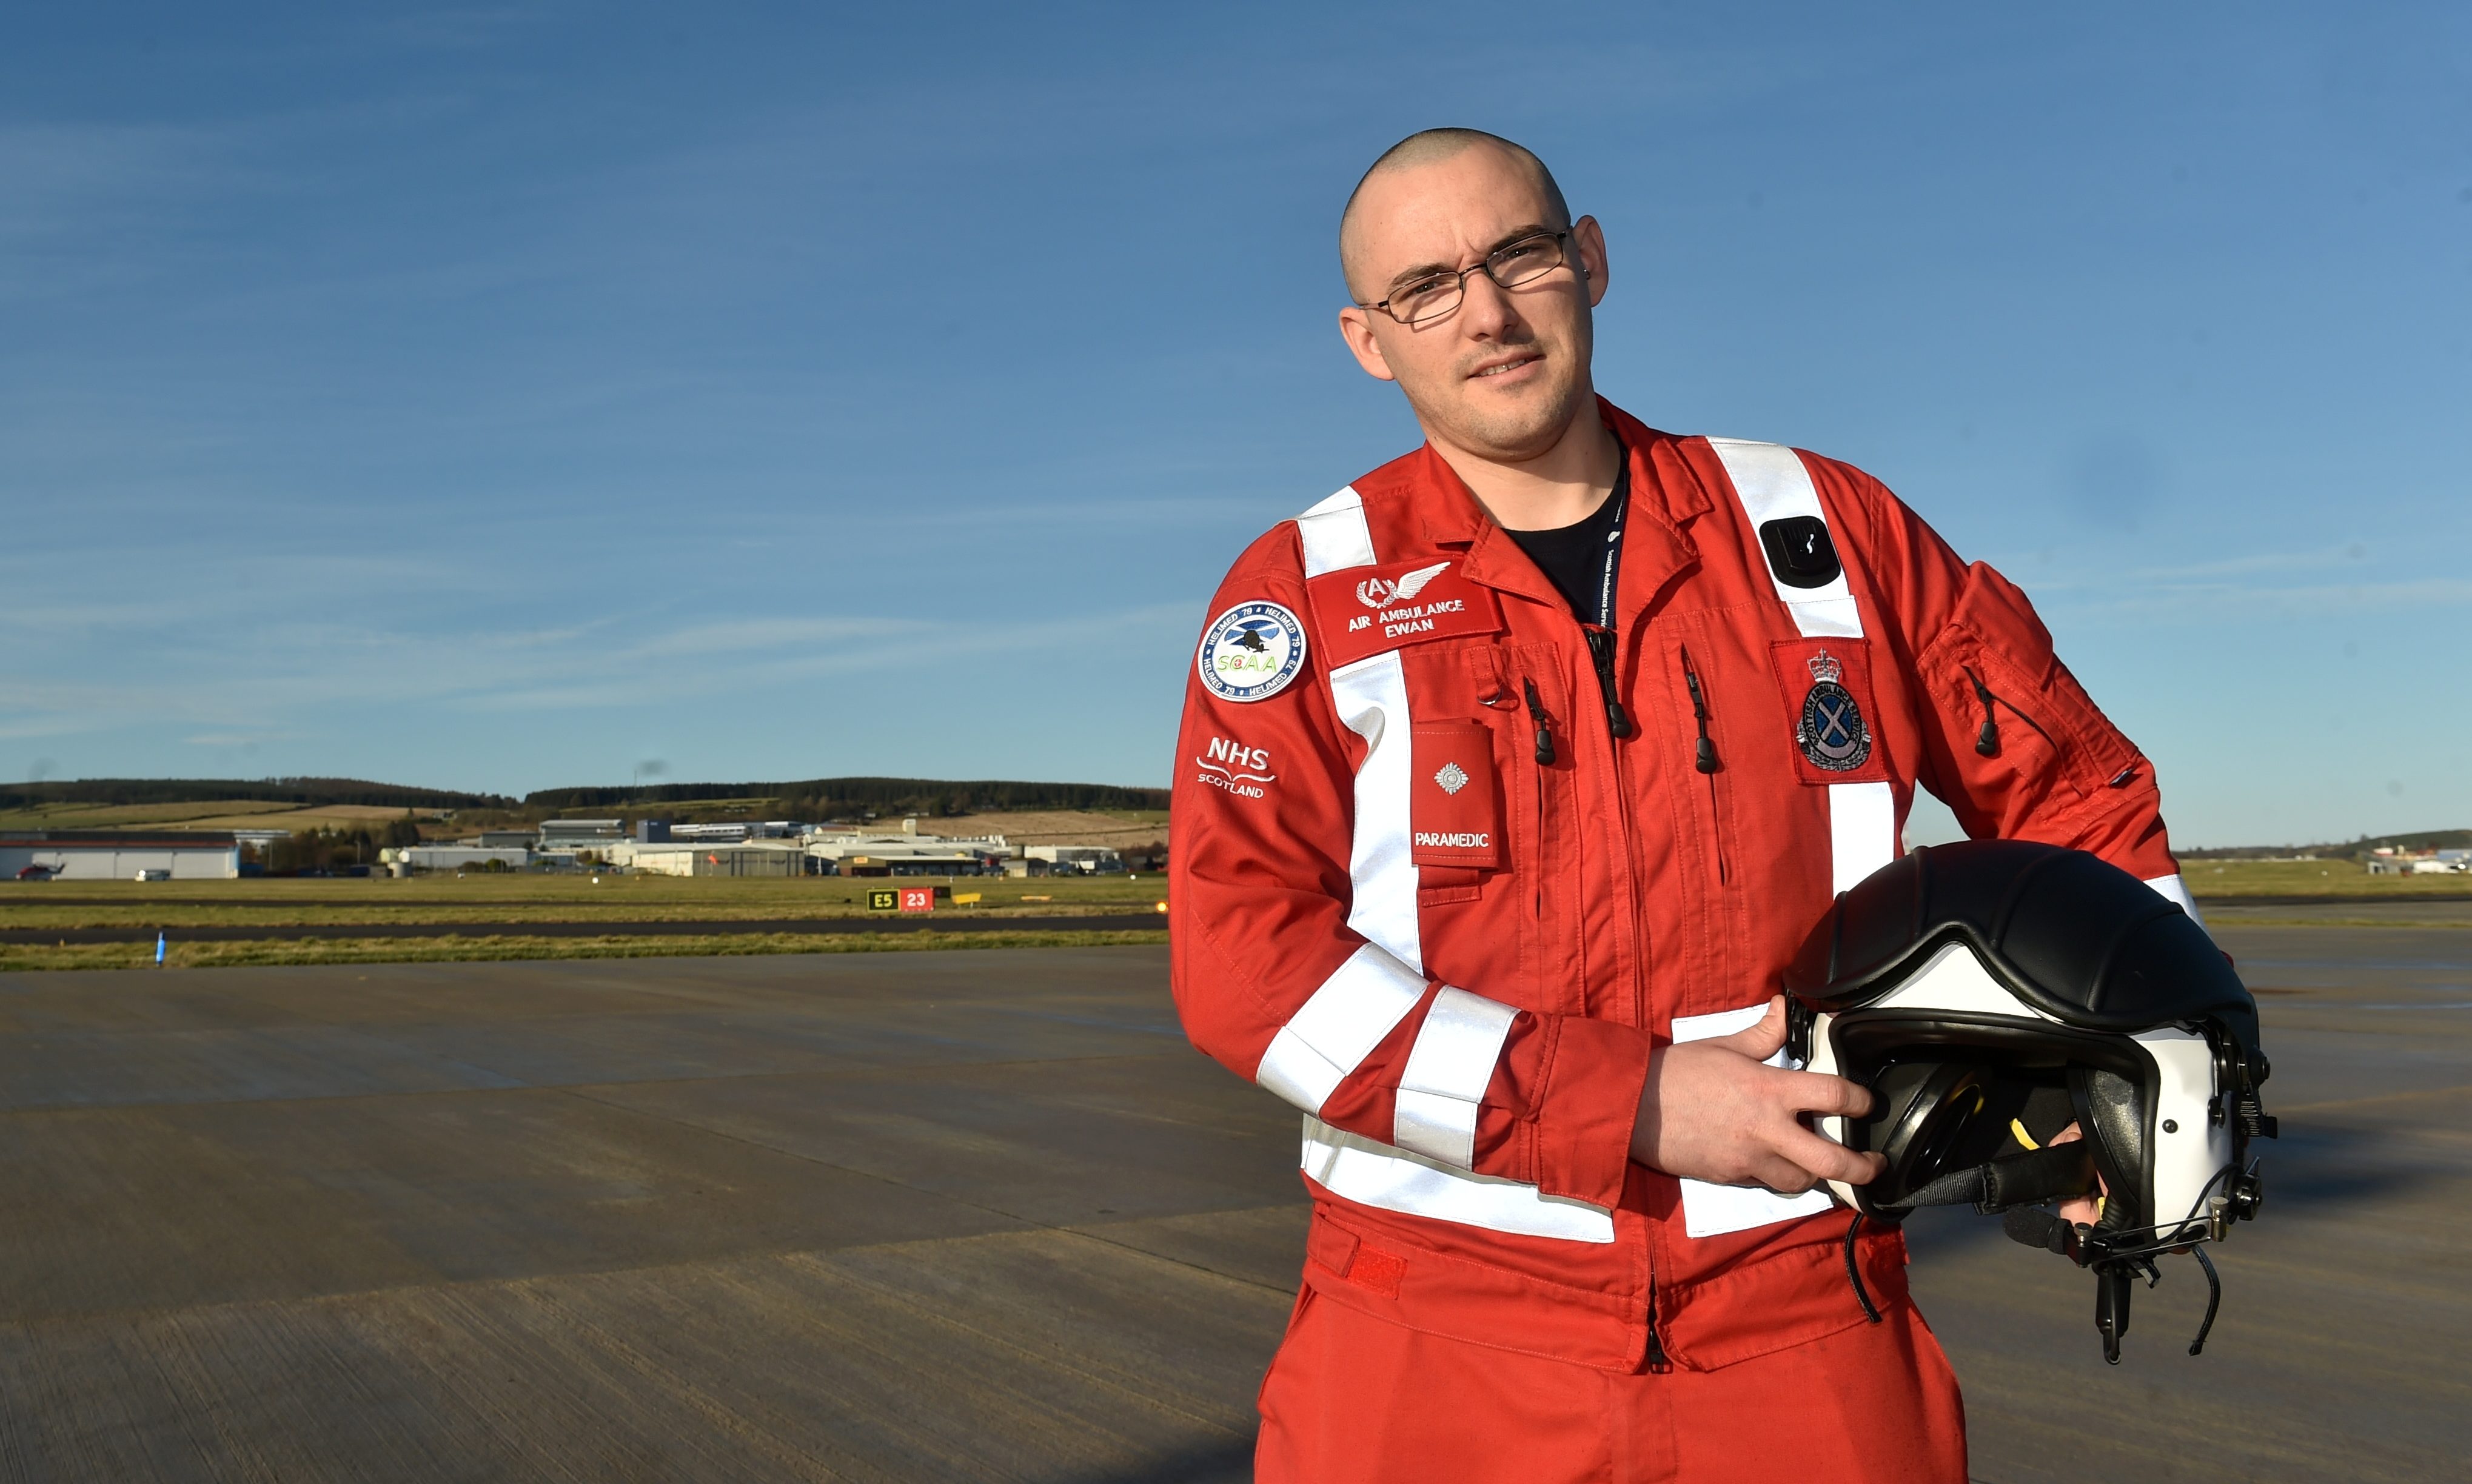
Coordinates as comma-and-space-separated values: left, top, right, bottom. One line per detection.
1381, 224, 1564, 293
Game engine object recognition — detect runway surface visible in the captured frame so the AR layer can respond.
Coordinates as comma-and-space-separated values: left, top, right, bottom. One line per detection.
0, 922, 2462, 1482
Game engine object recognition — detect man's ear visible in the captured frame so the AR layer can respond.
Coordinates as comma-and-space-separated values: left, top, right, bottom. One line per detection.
1337, 306, 1399, 383
1573, 215, 1609, 309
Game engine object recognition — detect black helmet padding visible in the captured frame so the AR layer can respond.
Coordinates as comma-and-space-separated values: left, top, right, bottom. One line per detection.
1787, 840, 2257, 1055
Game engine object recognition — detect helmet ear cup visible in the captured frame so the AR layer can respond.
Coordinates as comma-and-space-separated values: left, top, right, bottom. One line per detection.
2069, 1066, 2151, 1234
1862, 1061, 2022, 1208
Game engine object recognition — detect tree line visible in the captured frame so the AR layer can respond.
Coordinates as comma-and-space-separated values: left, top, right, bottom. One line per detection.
248, 818, 426, 875
1, 777, 511, 810
524, 777, 1171, 817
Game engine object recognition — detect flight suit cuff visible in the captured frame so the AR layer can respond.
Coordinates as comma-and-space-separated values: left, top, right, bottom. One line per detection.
1526, 1015, 1653, 1210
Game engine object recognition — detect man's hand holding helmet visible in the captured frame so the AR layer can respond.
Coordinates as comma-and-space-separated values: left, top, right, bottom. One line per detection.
1629, 996, 1889, 1193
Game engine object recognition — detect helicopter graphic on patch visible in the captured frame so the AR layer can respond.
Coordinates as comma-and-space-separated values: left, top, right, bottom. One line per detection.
1795, 649, 1872, 772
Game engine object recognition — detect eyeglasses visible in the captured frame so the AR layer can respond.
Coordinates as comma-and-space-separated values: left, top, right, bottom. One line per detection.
1359, 229, 1576, 327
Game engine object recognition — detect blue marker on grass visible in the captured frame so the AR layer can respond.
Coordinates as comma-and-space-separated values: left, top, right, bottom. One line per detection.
155, 932, 166, 967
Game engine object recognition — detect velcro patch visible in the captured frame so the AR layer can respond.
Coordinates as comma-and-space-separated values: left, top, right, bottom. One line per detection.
1346, 1243, 1407, 1298
1409, 721, 1502, 869
1308, 558, 1504, 670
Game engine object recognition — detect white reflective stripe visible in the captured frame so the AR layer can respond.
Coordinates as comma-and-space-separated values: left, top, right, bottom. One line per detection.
1392, 986, 1518, 1168
1706, 436, 1899, 896
1302, 1114, 1616, 1243
2144, 872, 2205, 927
1331, 650, 1422, 969
1296, 486, 1374, 577
1254, 942, 1429, 1114
1667, 1005, 1836, 1238
1705, 438, 1860, 623
1295, 487, 1424, 971
1829, 780, 1897, 896
1784, 594, 1861, 638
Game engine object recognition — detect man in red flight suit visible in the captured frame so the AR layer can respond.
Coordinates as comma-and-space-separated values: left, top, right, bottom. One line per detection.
1168, 129, 2197, 1482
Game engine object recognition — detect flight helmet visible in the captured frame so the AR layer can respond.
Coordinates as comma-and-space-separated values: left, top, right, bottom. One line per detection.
1784, 840, 2278, 1363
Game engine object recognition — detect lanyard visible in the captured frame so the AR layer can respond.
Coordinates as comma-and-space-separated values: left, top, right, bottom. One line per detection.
1585, 464, 1630, 631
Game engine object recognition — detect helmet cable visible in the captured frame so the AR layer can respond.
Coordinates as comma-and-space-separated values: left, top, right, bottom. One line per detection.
1841, 1212, 1883, 1324
2188, 1245, 2223, 1356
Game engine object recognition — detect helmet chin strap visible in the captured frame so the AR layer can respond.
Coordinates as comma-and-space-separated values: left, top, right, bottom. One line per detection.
1875, 1140, 2096, 1214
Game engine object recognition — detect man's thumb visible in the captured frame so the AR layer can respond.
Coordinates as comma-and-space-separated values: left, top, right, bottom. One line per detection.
1716, 996, 1789, 1059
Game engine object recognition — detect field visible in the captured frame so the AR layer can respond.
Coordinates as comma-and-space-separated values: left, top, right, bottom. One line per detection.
0, 799, 445, 832
0, 874, 1168, 970
2182, 858, 2471, 897
1, 857, 2460, 973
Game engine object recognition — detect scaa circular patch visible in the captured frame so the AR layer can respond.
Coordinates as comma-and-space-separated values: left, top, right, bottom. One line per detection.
1197, 601, 1307, 703
1797, 679, 1872, 772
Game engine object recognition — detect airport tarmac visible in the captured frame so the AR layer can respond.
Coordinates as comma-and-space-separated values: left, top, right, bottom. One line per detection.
0, 921, 2462, 1482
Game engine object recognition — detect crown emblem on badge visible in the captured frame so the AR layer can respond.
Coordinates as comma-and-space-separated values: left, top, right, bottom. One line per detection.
1807, 650, 1844, 685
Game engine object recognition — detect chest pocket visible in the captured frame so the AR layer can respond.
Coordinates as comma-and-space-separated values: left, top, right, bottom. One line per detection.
1409, 722, 1502, 872
1394, 643, 1521, 906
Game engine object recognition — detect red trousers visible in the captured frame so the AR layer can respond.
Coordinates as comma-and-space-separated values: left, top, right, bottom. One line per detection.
1255, 1285, 1968, 1483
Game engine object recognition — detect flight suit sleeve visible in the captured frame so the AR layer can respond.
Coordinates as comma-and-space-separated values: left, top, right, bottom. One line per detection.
1170, 526, 1642, 1211
1834, 464, 2183, 887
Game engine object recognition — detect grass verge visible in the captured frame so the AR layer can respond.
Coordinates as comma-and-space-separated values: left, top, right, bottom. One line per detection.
0, 929, 1168, 972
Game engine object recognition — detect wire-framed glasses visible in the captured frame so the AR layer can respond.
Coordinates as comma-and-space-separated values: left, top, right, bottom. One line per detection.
1360, 230, 1575, 327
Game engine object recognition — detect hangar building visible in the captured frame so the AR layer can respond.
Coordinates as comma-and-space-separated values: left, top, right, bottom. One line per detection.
1, 832, 241, 881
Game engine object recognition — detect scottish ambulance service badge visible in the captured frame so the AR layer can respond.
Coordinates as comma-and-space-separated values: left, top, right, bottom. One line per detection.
1796, 649, 1872, 772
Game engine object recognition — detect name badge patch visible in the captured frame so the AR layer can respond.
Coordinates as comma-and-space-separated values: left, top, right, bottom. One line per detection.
1308, 558, 1504, 670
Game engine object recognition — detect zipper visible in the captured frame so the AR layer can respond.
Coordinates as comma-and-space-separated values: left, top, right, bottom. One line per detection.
1521, 676, 1555, 922
1961, 663, 2056, 758
1521, 678, 1556, 766
1583, 627, 1633, 739
1680, 646, 1728, 885
1645, 1275, 1670, 1372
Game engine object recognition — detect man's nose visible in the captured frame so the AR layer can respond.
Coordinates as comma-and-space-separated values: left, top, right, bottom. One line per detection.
1455, 266, 1521, 338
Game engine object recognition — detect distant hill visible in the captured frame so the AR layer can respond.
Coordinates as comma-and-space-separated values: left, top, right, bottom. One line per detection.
525, 777, 1170, 817
2182, 828, 2472, 861
0, 777, 515, 811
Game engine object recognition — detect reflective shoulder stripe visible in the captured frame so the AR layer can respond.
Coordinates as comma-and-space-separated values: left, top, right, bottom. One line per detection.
1254, 943, 1427, 1114
1331, 652, 1420, 968
1704, 437, 1860, 638
1703, 436, 1895, 897
1296, 486, 1375, 577
1392, 986, 1518, 1168
1288, 484, 1422, 971
1303, 1115, 1616, 1243
2144, 872, 2205, 927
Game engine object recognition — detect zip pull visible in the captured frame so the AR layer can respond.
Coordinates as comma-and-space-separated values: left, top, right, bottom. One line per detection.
1521, 678, 1556, 766
1962, 664, 2000, 757
1583, 627, 1633, 739
1681, 653, 1718, 775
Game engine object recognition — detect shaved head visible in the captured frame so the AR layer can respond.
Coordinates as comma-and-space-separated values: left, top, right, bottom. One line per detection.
1339, 129, 1571, 299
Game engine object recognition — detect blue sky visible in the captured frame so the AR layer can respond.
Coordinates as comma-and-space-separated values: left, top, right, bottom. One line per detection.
4, 2, 2466, 846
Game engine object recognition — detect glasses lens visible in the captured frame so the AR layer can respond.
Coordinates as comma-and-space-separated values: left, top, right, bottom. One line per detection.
1389, 274, 1462, 325
1489, 233, 1567, 289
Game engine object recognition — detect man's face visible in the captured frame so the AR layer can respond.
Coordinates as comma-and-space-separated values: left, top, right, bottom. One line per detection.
1338, 146, 1608, 463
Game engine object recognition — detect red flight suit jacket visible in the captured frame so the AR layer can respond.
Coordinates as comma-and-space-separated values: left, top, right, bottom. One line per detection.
1169, 399, 2188, 1372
